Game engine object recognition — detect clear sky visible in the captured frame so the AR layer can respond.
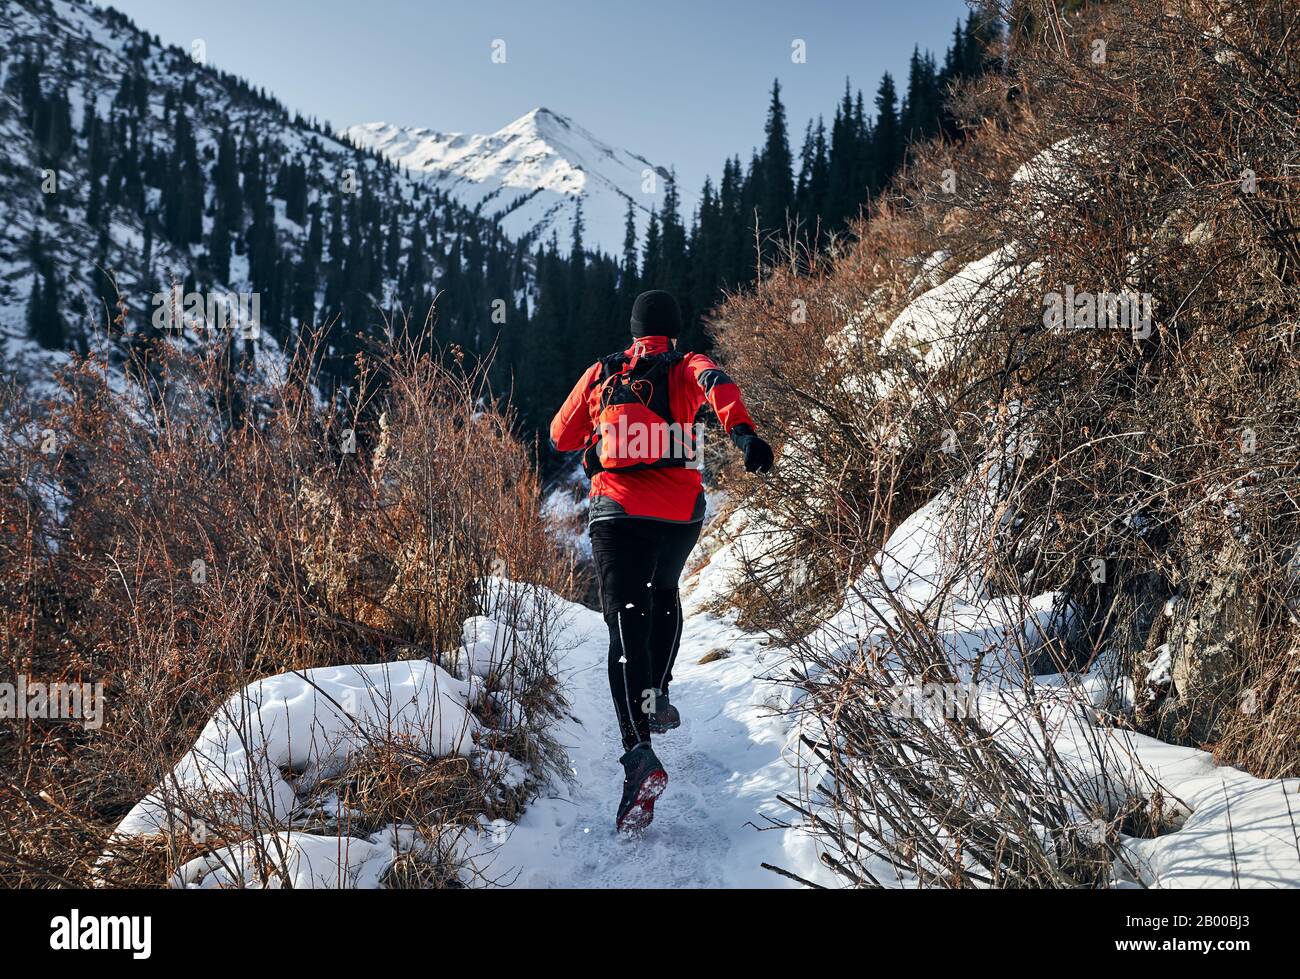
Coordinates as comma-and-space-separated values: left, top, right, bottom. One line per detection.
97, 0, 971, 198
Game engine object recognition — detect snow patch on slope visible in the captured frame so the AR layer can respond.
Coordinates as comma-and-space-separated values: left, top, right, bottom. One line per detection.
790, 482, 1300, 888
110, 659, 481, 840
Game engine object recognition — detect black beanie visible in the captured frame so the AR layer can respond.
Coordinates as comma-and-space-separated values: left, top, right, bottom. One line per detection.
630, 290, 682, 338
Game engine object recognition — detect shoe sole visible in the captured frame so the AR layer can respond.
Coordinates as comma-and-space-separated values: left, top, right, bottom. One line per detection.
617, 768, 667, 834
649, 718, 680, 733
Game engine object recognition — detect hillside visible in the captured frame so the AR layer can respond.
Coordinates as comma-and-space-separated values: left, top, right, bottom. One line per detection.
703, 0, 1300, 886
348, 108, 671, 258
0, 0, 529, 397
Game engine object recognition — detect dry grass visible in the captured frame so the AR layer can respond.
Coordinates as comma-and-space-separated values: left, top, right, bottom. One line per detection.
0, 319, 577, 887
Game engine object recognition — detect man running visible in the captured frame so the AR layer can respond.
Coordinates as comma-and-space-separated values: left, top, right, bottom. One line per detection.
549, 290, 773, 833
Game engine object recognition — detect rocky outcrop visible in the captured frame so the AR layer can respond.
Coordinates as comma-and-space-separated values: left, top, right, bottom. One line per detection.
1159, 541, 1262, 744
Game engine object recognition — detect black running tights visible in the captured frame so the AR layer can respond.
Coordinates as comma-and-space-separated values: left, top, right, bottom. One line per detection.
589, 517, 702, 752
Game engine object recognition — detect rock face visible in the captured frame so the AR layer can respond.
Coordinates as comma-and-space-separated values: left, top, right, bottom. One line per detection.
1110, 570, 1173, 724
1162, 542, 1262, 743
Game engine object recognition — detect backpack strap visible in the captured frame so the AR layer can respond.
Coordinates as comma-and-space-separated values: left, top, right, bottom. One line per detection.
594, 349, 685, 413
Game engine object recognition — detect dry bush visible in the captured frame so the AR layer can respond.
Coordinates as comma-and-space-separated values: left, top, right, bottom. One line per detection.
706, 224, 962, 632
0, 325, 577, 887
968, 0, 1300, 774
712, 0, 1300, 885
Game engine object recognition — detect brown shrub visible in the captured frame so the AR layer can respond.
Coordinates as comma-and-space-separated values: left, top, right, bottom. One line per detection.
0, 327, 575, 886
709, 0, 1300, 884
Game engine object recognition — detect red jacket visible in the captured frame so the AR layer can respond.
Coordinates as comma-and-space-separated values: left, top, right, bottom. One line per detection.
550, 336, 755, 523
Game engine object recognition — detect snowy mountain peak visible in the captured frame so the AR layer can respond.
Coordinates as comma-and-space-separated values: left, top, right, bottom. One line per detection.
510, 105, 563, 128
501, 106, 600, 147
346, 109, 670, 256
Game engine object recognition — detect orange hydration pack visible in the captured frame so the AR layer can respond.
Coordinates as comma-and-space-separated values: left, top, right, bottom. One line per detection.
583, 349, 696, 475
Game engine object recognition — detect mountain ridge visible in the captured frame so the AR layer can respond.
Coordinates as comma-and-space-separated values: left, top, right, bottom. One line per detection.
346, 107, 671, 257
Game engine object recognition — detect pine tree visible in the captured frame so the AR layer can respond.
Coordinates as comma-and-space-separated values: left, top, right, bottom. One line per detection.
687, 177, 723, 347
620, 200, 639, 289
872, 72, 903, 189
658, 172, 689, 301
285, 162, 308, 225
26, 276, 43, 344
796, 116, 830, 237
214, 127, 243, 228
307, 201, 324, 265
209, 205, 232, 284
901, 48, 925, 142
569, 199, 585, 269
293, 247, 318, 333
944, 20, 965, 81
385, 212, 402, 278
719, 155, 748, 288
963, 11, 986, 77
141, 213, 154, 290
758, 79, 794, 242
86, 103, 109, 180
809, 117, 830, 228
85, 174, 103, 226
826, 80, 858, 229
29, 267, 67, 351
641, 211, 661, 289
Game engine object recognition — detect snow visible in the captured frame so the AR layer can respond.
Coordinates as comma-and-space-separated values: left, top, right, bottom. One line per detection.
688, 504, 798, 610
0, 0, 424, 398
1009, 135, 1094, 214
469, 591, 831, 888
541, 466, 592, 558
1110, 736, 1300, 888
172, 826, 444, 889
879, 244, 1023, 370
482, 485, 1299, 889
347, 109, 671, 256
508, 486, 1300, 888
814, 232, 1300, 889
76, 93, 1298, 884
1146, 643, 1173, 687
101, 565, 834, 887
108, 659, 480, 840
781, 479, 1300, 888
99, 481, 1300, 889
458, 616, 517, 682
834, 138, 1092, 389
494, 134, 1300, 887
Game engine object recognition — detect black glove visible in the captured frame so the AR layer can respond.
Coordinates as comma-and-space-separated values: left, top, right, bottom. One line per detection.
730, 424, 774, 475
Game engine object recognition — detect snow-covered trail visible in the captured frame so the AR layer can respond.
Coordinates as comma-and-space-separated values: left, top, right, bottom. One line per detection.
480, 598, 825, 888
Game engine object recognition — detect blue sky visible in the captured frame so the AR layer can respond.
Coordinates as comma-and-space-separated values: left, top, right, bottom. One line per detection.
99, 0, 970, 196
